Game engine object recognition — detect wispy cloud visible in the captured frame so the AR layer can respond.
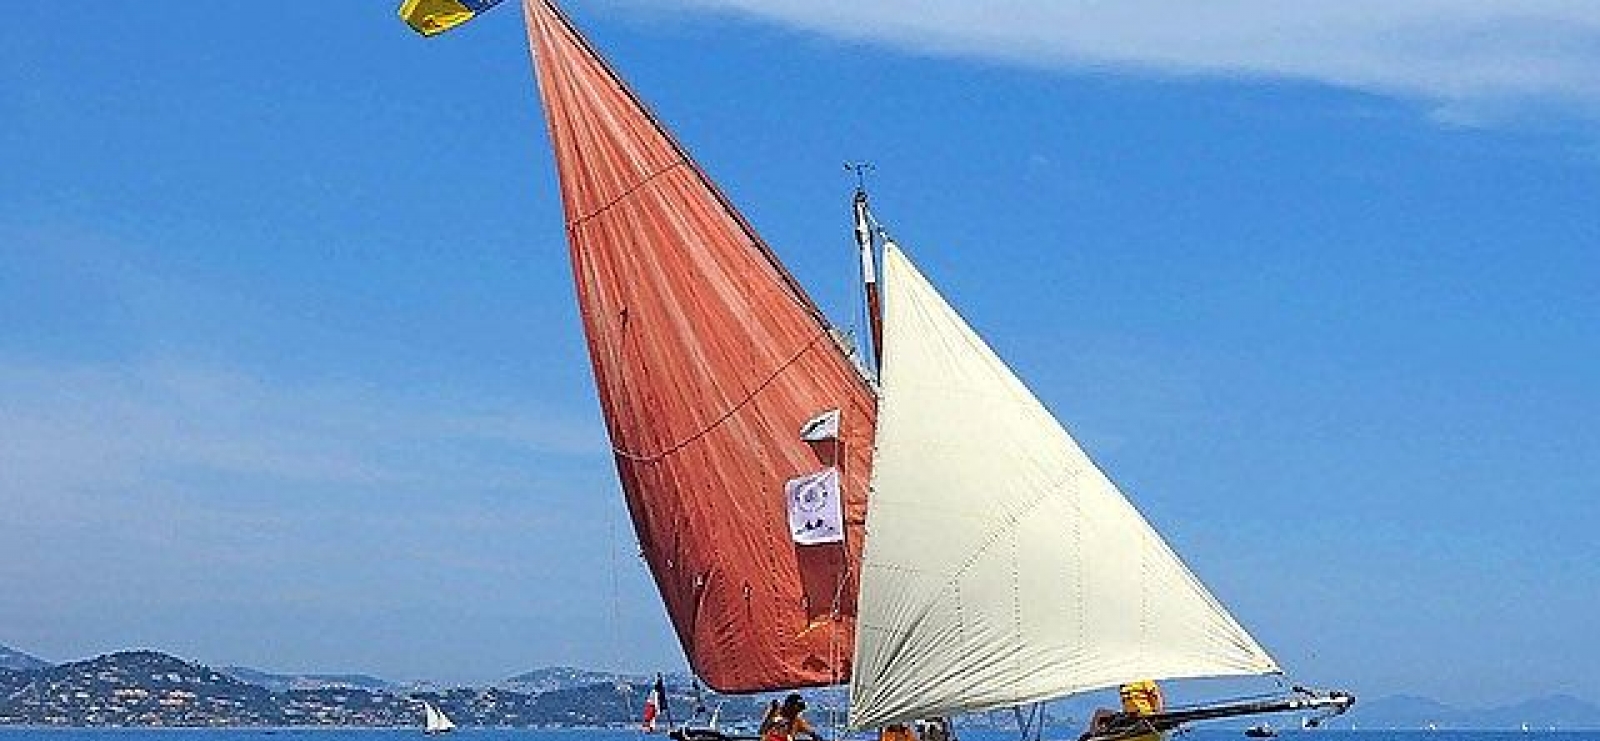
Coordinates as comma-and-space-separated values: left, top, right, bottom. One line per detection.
657, 0, 1600, 121
0, 359, 605, 500
0, 356, 635, 676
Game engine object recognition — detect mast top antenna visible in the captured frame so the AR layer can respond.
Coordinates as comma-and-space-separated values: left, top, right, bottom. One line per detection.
844, 161, 875, 195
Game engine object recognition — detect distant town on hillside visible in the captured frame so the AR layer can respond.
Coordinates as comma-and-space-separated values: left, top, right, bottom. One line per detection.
2, 643, 1597, 729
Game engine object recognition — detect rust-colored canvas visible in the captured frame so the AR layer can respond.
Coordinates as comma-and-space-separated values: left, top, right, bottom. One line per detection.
524, 0, 877, 693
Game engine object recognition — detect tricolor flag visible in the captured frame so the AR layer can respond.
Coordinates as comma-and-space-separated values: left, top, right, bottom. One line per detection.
642, 674, 668, 733
642, 686, 659, 732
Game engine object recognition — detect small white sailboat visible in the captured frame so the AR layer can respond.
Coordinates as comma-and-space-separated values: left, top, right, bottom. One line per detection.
423, 700, 457, 735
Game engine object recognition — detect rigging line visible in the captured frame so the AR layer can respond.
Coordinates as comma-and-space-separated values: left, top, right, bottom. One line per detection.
823, 415, 850, 739
610, 328, 833, 463
824, 555, 852, 738
606, 503, 632, 713
565, 158, 689, 230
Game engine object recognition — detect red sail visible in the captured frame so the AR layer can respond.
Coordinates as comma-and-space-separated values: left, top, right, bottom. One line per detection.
523, 0, 876, 692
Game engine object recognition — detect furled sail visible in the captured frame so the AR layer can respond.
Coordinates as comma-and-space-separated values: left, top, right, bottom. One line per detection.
522, 0, 877, 692
848, 244, 1279, 728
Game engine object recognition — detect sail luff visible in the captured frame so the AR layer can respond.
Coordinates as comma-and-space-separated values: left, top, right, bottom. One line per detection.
848, 244, 1278, 728
522, 0, 878, 693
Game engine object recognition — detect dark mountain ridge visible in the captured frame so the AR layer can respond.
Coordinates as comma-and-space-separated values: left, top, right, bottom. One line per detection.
0, 645, 49, 672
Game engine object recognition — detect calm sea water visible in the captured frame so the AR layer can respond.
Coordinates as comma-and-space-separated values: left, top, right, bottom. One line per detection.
0, 730, 1597, 741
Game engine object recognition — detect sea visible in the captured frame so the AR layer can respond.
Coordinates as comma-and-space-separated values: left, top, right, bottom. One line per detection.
0, 730, 1596, 741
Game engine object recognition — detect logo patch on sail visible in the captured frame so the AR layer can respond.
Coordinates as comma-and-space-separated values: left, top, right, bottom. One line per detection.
785, 467, 844, 545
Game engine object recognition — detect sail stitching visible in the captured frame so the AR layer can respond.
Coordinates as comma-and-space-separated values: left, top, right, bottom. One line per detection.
611, 328, 831, 462
944, 487, 1059, 589
565, 157, 689, 229
1010, 529, 1025, 689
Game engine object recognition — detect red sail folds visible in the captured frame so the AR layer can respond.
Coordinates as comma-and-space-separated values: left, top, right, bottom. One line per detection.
523, 0, 876, 692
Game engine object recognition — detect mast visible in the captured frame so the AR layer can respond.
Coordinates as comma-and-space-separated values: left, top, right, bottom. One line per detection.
847, 164, 883, 372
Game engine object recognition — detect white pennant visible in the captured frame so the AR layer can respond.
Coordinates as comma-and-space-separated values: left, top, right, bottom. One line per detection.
799, 408, 842, 442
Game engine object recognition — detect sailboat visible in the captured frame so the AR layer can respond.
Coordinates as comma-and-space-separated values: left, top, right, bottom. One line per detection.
422, 700, 457, 735
400, 1, 1354, 738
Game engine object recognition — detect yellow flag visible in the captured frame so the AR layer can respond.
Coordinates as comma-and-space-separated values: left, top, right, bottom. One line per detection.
399, 0, 505, 37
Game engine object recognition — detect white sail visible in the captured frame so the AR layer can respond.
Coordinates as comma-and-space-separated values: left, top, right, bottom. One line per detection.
424, 701, 456, 733
848, 243, 1279, 729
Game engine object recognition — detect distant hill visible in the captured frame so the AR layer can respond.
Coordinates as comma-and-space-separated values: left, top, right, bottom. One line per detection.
0, 651, 424, 727
0, 650, 280, 726
0, 651, 747, 728
1458, 694, 1600, 730
219, 666, 394, 693
500, 666, 645, 694
0, 645, 49, 672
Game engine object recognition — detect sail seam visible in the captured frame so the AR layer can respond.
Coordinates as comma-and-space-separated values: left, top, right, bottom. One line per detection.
945, 487, 1058, 588
565, 158, 689, 229
611, 328, 831, 463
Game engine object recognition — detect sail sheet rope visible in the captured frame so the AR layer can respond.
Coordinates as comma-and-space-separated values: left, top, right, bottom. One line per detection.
609, 328, 833, 463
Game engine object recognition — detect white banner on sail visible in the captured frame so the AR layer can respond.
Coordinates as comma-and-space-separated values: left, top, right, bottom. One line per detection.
799, 408, 842, 442
785, 467, 844, 545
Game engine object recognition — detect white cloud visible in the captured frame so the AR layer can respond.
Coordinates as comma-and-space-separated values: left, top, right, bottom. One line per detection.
655, 0, 1600, 119
0, 359, 606, 505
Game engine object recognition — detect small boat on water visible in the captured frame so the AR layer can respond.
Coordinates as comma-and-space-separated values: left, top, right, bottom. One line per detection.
1245, 723, 1278, 738
423, 700, 456, 735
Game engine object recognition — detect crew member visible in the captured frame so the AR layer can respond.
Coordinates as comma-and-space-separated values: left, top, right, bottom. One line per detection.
1082, 681, 1164, 741
763, 694, 822, 741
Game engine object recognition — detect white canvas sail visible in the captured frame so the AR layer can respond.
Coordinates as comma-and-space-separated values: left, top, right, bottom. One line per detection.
424, 701, 456, 733
848, 243, 1280, 729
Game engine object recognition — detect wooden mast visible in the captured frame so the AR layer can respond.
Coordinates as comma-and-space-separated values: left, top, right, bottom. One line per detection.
851, 186, 884, 372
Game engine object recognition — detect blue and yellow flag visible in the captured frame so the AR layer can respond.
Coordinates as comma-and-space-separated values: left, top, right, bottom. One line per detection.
399, 0, 507, 37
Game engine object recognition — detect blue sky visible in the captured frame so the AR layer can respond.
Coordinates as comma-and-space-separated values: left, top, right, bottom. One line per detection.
1, 1, 1596, 707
